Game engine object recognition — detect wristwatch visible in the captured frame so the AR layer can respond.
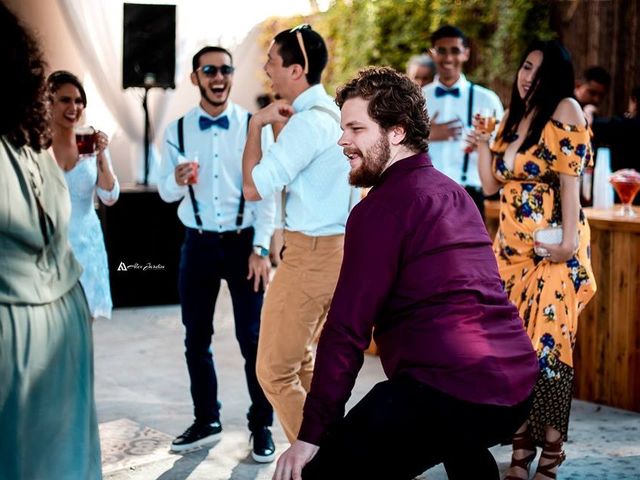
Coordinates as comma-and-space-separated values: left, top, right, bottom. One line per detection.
252, 245, 269, 257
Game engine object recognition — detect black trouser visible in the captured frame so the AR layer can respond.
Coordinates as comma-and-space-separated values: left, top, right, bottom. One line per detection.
178, 227, 273, 431
302, 377, 532, 480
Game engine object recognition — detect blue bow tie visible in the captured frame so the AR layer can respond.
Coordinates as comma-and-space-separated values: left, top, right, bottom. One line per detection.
199, 115, 229, 131
434, 86, 461, 98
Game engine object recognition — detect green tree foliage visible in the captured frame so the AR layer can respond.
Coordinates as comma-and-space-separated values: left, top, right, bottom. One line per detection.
256, 0, 555, 103
317, 0, 555, 100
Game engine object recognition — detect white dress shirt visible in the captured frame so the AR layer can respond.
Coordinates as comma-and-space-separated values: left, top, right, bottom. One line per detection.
251, 84, 358, 237
422, 74, 504, 188
158, 102, 276, 249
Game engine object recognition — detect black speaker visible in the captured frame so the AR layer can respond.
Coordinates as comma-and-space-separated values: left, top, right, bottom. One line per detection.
123, 3, 176, 89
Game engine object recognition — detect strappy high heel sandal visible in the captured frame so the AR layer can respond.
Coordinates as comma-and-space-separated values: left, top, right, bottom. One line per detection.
534, 436, 566, 479
504, 430, 537, 480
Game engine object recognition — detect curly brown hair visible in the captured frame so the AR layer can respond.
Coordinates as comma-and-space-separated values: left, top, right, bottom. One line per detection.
335, 66, 430, 153
0, 4, 50, 151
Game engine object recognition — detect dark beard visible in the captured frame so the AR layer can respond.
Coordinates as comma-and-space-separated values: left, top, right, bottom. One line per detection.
348, 135, 391, 188
198, 82, 227, 107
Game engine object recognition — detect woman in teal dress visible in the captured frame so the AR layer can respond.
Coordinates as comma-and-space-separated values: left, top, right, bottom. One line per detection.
0, 5, 102, 479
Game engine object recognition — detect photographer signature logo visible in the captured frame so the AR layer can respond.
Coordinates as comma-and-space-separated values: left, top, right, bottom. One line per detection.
117, 261, 165, 272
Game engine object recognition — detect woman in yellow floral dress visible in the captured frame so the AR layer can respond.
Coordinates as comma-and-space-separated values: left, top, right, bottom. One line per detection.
470, 40, 596, 480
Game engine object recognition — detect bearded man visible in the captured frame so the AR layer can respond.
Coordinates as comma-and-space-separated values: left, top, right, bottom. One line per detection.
272, 67, 538, 480
157, 46, 277, 461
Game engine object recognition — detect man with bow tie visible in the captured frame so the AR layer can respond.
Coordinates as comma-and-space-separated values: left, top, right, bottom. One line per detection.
158, 46, 277, 462
422, 25, 504, 217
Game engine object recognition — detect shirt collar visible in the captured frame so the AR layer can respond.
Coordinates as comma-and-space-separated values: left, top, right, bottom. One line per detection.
196, 102, 234, 121
374, 152, 432, 187
292, 84, 328, 112
433, 74, 468, 91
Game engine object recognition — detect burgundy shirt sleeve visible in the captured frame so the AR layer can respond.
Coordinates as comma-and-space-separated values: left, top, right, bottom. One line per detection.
298, 198, 404, 445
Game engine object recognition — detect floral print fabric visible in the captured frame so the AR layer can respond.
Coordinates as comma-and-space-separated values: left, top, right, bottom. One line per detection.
491, 119, 597, 379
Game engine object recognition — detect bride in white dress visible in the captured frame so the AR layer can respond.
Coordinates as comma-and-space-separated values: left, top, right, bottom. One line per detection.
48, 71, 120, 319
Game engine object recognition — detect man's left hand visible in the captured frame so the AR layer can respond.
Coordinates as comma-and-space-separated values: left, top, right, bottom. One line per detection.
272, 440, 319, 480
247, 253, 271, 292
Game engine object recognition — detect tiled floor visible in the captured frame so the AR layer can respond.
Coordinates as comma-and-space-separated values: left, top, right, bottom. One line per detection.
96, 285, 640, 479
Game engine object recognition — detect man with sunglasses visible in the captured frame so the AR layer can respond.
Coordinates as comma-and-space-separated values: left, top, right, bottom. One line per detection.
422, 25, 504, 218
242, 25, 358, 445
158, 46, 277, 462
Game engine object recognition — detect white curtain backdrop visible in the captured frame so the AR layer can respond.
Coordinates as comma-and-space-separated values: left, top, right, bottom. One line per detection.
57, 0, 189, 184
55, 0, 328, 184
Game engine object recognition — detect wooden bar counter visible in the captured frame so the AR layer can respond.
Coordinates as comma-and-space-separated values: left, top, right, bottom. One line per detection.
485, 201, 640, 412
574, 206, 640, 412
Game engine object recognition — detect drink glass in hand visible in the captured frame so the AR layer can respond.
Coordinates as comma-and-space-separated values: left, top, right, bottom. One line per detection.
609, 168, 640, 217
75, 126, 96, 157
475, 108, 497, 134
463, 109, 497, 154
179, 152, 199, 185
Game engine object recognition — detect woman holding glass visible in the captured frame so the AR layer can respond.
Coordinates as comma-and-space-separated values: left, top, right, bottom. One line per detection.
48, 70, 119, 319
468, 40, 597, 480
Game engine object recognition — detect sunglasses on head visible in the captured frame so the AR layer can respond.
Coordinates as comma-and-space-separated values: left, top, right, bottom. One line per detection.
290, 24, 311, 74
198, 64, 235, 77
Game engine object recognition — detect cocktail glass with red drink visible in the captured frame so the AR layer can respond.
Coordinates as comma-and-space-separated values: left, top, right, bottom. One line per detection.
609, 169, 640, 217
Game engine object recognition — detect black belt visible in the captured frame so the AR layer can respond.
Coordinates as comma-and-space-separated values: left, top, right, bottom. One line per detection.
185, 226, 253, 240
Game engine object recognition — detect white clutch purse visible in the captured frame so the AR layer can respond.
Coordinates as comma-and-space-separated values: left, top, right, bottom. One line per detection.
533, 226, 577, 257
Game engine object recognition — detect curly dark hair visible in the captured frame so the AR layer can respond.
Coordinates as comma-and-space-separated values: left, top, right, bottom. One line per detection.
335, 66, 430, 153
0, 4, 50, 151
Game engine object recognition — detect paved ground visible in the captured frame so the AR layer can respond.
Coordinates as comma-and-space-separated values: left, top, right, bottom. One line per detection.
95, 284, 640, 479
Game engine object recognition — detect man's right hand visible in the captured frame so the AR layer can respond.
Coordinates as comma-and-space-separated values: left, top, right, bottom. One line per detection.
174, 163, 195, 186
429, 112, 464, 141
273, 440, 319, 480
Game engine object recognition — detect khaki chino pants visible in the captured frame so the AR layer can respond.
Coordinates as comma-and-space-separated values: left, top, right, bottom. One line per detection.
256, 230, 344, 442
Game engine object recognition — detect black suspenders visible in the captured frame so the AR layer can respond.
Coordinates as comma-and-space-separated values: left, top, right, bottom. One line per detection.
177, 112, 251, 234
461, 82, 475, 184
177, 117, 203, 233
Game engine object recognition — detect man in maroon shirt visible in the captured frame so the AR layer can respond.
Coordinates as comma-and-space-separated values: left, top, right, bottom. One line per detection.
273, 67, 538, 480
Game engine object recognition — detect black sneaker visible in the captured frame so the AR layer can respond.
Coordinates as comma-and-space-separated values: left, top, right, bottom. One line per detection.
250, 426, 275, 463
170, 421, 222, 452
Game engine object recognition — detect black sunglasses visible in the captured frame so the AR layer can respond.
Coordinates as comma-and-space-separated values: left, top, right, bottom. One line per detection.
198, 64, 235, 77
